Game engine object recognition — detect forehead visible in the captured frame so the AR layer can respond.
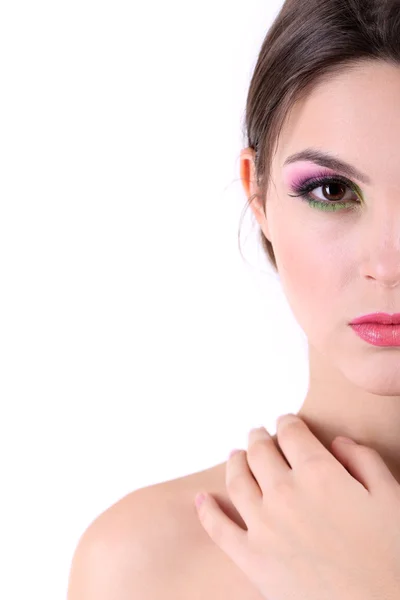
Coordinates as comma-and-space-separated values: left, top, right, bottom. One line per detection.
275, 61, 400, 186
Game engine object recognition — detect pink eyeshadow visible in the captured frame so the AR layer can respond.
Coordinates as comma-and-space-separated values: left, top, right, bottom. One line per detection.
283, 162, 339, 189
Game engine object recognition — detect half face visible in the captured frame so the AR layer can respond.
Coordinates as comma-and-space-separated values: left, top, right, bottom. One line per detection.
243, 59, 400, 394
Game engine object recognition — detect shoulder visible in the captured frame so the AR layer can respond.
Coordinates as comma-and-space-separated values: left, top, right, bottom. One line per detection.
66, 461, 228, 599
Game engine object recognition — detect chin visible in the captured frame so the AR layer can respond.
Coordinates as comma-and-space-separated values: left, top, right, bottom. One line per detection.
341, 358, 400, 397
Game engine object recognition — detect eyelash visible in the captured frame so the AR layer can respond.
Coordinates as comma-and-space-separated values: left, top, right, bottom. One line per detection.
288, 175, 361, 212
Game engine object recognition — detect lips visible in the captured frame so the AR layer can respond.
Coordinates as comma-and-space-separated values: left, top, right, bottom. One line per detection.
350, 322, 400, 347
350, 312, 400, 325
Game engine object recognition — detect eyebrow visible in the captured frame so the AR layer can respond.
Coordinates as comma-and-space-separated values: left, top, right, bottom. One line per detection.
283, 148, 371, 185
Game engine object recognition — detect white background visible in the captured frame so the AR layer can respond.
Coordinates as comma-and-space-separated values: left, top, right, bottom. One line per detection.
0, 1, 309, 598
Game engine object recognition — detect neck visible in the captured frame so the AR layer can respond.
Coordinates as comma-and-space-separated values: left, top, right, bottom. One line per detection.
296, 344, 400, 483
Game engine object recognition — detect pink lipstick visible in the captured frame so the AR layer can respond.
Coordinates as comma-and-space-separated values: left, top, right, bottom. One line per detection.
349, 313, 400, 347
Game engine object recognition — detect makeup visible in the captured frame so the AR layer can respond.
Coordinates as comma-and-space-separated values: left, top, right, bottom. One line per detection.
350, 313, 400, 347
283, 148, 371, 185
350, 323, 400, 347
287, 167, 361, 212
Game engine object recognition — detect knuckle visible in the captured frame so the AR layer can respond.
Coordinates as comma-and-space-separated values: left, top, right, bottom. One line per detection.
271, 478, 293, 499
302, 452, 327, 471
268, 480, 296, 512
303, 456, 333, 488
301, 454, 330, 480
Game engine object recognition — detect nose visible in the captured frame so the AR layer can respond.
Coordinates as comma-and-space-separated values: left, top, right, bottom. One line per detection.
363, 267, 400, 289
360, 216, 400, 289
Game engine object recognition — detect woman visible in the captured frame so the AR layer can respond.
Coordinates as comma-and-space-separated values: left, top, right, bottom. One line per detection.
67, 0, 400, 598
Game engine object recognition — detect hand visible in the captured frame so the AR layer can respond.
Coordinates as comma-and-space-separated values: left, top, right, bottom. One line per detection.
194, 413, 400, 600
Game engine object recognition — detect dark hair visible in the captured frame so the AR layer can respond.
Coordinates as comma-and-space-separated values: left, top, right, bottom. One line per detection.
239, 0, 400, 272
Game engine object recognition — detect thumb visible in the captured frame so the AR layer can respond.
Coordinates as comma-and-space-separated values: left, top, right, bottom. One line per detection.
331, 436, 397, 493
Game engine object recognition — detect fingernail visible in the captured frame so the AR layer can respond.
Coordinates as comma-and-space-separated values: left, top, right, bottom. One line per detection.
229, 448, 241, 459
195, 493, 206, 509
249, 426, 271, 438
277, 413, 297, 426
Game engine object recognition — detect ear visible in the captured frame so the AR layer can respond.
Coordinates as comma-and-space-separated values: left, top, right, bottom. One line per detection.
240, 148, 271, 242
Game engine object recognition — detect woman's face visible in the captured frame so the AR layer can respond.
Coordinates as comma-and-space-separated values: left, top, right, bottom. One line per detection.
244, 60, 400, 394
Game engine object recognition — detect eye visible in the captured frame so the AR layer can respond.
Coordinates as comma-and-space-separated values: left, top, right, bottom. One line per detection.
288, 175, 361, 212
306, 180, 354, 203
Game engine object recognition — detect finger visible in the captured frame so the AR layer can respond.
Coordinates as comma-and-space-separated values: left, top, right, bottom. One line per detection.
276, 413, 334, 472
195, 491, 248, 571
226, 449, 262, 525
247, 427, 292, 493
331, 437, 399, 495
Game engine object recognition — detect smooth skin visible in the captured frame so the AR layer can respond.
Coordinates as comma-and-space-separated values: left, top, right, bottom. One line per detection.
245, 59, 400, 485
196, 413, 400, 600
67, 59, 400, 598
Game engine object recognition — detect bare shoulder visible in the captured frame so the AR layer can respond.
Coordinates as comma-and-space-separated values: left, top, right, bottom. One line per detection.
66, 459, 238, 599
66, 446, 280, 600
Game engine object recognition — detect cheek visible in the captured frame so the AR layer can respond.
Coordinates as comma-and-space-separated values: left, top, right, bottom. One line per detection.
271, 211, 340, 332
